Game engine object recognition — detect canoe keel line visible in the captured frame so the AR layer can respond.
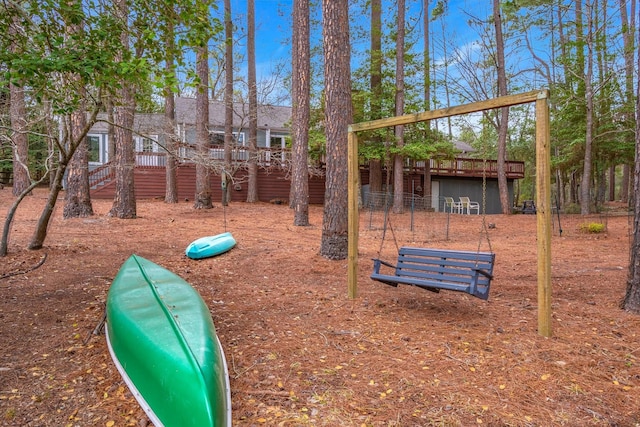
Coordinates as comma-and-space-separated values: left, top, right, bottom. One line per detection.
105, 255, 232, 426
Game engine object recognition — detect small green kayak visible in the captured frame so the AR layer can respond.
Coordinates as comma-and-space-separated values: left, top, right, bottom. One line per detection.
105, 255, 231, 427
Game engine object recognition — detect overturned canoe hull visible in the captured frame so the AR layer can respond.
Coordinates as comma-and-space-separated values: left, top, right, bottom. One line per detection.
186, 232, 236, 260
106, 255, 231, 427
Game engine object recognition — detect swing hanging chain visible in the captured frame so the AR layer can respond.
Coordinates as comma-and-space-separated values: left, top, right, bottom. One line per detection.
376, 165, 491, 263
377, 207, 389, 256
388, 214, 400, 254
377, 194, 400, 258
223, 203, 227, 232
477, 156, 493, 255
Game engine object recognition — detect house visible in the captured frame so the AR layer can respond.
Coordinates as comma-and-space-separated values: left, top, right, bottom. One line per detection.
361, 140, 524, 214
86, 98, 524, 210
360, 158, 523, 215
87, 97, 292, 167
86, 98, 332, 203
428, 141, 522, 214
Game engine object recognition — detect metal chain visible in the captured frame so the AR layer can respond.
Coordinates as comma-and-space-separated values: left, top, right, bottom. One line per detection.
377, 194, 400, 257
478, 157, 493, 254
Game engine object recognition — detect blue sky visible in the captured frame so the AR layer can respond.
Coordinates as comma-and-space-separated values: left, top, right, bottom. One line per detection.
219, 0, 632, 139
252, 0, 292, 65
226, 0, 494, 105
240, 1, 493, 67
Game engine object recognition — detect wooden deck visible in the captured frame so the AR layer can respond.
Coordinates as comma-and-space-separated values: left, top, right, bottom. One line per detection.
89, 151, 524, 203
90, 164, 327, 204
424, 158, 524, 179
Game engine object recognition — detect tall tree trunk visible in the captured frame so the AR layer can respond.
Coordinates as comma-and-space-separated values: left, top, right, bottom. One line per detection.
623, 164, 632, 203
620, 0, 636, 205
164, 18, 178, 204
438, 12, 453, 137
109, 90, 137, 218
63, 96, 94, 218
47, 108, 57, 190
222, 0, 233, 206
609, 165, 616, 201
580, 1, 594, 215
194, 45, 212, 209
622, 9, 640, 312
1, 177, 43, 256
9, 82, 29, 196
570, 171, 578, 205
30, 105, 102, 249
423, 0, 432, 204
423, 0, 431, 112
8, 13, 29, 196
106, 97, 116, 163
320, 0, 351, 260
291, 0, 310, 225
368, 0, 383, 196
555, 0, 570, 209
108, 0, 136, 219
392, 0, 405, 214
30, 163, 68, 249
493, 0, 510, 214
164, 81, 178, 203
246, 0, 259, 203
63, 7, 93, 218
594, 0, 609, 211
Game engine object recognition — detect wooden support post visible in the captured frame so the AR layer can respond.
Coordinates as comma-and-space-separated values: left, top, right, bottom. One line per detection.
535, 90, 553, 337
347, 130, 359, 299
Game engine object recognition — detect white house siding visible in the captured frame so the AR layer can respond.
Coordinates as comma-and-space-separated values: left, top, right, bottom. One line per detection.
87, 98, 292, 166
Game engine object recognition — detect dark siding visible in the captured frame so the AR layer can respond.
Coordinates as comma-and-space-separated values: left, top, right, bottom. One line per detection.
437, 177, 513, 214
91, 166, 326, 204
90, 165, 512, 210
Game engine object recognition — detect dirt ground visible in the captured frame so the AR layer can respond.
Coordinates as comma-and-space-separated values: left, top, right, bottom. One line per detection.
1, 188, 639, 427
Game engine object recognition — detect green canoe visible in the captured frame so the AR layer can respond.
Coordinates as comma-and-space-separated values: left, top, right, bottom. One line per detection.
105, 255, 231, 427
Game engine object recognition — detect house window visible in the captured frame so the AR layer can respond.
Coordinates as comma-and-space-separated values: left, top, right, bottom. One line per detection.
269, 135, 287, 163
209, 131, 246, 146
134, 135, 158, 152
210, 133, 224, 145
142, 138, 154, 152
87, 135, 101, 163
270, 135, 286, 149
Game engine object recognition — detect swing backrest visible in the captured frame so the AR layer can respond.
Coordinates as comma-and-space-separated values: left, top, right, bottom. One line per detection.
372, 247, 495, 300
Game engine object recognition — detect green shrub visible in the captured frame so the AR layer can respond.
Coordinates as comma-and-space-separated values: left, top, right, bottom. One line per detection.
579, 222, 605, 233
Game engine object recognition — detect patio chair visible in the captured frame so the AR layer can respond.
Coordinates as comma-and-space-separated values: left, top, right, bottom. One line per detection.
459, 196, 480, 215
444, 197, 462, 214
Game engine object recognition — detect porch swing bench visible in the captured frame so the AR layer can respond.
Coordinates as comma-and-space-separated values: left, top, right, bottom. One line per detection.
371, 247, 496, 300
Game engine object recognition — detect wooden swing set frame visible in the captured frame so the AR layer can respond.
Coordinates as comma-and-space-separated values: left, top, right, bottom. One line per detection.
347, 89, 553, 337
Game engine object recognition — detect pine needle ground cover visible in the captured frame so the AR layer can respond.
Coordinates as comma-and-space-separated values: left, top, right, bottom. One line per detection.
1, 189, 638, 426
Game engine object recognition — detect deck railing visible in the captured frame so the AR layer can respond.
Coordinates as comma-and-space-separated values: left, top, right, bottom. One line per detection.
88, 162, 114, 188
176, 146, 290, 166
136, 152, 167, 167
89, 146, 525, 185
417, 158, 525, 179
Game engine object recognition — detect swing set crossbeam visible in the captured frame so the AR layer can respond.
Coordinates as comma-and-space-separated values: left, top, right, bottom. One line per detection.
371, 247, 495, 300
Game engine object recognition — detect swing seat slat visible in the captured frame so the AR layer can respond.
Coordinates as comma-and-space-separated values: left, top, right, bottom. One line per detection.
371, 247, 495, 300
